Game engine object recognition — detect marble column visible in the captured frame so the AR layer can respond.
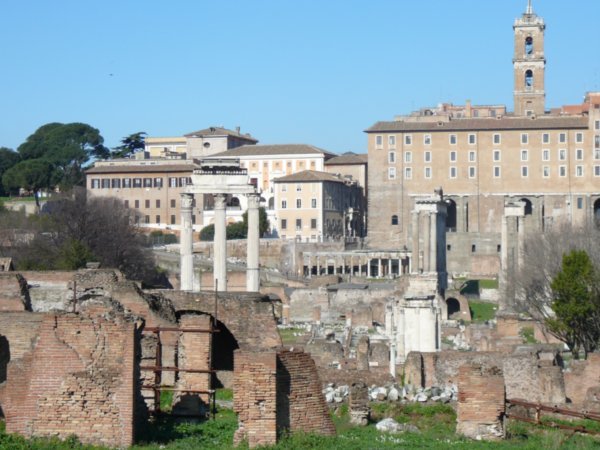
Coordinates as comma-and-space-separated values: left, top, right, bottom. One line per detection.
377, 258, 382, 279
430, 212, 438, 273
246, 194, 260, 292
180, 193, 194, 291
213, 194, 227, 292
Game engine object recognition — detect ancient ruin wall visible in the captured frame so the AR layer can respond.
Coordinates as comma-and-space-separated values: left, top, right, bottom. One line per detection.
564, 354, 600, 406
3, 309, 139, 447
457, 364, 505, 440
276, 349, 336, 437
234, 350, 278, 448
0, 273, 30, 311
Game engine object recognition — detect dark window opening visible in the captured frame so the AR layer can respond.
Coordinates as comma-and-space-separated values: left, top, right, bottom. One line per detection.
520, 198, 533, 216
471, 244, 476, 253
446, 199, 457, 232
447, 244, 452, 251
446, 298, 461, 319
525, 36, 533, 55
391, 215, 399, 225
525, 70, 533, 87
497, 244, 501, 252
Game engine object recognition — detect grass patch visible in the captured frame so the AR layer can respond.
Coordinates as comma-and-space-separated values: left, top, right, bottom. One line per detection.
278, 327, 307, 345
469, 301, 497, 323
160, 390, 174, 412
479, 279, 499, 289
520, 326, 538, 344
459, 279, 499, 295
0, 196, 37, 202
216, 388, 233, 401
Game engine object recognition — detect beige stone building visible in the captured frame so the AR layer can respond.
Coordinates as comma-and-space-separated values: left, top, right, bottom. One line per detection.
366, 3, 600, 275
273, 170, 365, 242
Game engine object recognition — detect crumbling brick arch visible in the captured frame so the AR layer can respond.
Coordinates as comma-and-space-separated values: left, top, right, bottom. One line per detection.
211, 319, 239, 388
444, 291, 472, 321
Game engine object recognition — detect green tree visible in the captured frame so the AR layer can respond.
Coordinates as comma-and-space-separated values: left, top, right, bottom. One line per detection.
112, 132, 147, 158
16, 122, 109, 189
547, 250, 600, 359
199, 207, 269, 242
0, 147, 21, 196
242, 207, 270, 236
2, 159, 52, 195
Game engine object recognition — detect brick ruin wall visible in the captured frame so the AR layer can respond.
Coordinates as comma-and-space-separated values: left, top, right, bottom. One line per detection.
2, 305, 141, 447
234, 349, 335, 448
0, 273, 30, 311
404, 349, 565, 404
563, 353, 600, 407
457, 364, 505, 440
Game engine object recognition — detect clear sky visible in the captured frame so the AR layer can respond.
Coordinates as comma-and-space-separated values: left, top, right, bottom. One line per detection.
1, 1, 599, 155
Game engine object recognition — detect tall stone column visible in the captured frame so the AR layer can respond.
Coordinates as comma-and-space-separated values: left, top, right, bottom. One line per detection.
179, 193, 194, 291
214, 194, 227, 292
430, 212, 438, 273
411, 211, 419, 274
246, 193, 260, 292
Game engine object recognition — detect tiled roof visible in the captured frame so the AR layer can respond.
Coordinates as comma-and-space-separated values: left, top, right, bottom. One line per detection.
325, 152, 368, 165
273, 170, 344, 184
184, 126, 258, 142
211, 144, 337, 158
86, 164, 197, 174
365, 116, 589, 133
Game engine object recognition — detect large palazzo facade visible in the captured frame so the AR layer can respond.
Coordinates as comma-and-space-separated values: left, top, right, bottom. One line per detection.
366, 2, 600, 276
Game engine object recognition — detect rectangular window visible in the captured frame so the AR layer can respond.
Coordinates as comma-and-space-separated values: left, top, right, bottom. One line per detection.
388, 135, 396, 147
559, 133, 567, 143
576, 165, 584, 177
123, 178, 131, 188
449, 151, 457, 162
170, 199, 176, 208
449, 134, 457, 145
179, 177, 188, 187
424, 151, 431, 162
154, 177, 163, 188
144, 215, 150, 224
111, 178, 121, 189
169, 177, 177, 187
423, 134, 431, 145
281, 200, 287, 209
156, 199, 161, 208
493, 150, 501, 162
295, 219, 302, 231
155, 215, 160, 224
468, 166, 476, 178
91, 179, 100, 189
596, 135, 600, 150
468, 134, 476, 145
404, 151, 412, 163
135, 200, 140, 208
468, 151, 476, 162
542, 133, 550, 144
311, 198, 317, 208
133, 178, 142, 188
595, 165, 600, 177
595, 148, 600, 160
493, 134, 501, 145
559, 165, 567, 177
577, 197, 583, 209
449, 167, 457, 178
375, 135, 383, 147
388, 151, 396, 163
101, 179, 110, 188
311, 218, 317, 229
576, 149, 583, 160
424, 167, 432, 179
543, 166, 550, 178
170, 215, 176, 225
192, 215, 196, 224
404, 167, 412, 180
296, 198, 302, 208
521, 133, 529, 144
143, 178, 152, 188
404, 134, 412, 145
521, 166, 528, 177
595, 120, 600, 130
281, 219, 287, 229
542, 149, 550, 161
494, 166, 501, 178
559, 149, 567, 161
576, 133, 584, 143
145, 200, 150, 208
521, 150, 528, 161
296, 183, 302, 192
124, 200, 129, 208
388, 167, 396, 180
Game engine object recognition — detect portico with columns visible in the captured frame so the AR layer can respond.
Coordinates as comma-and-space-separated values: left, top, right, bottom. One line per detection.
179, 158, 260, 293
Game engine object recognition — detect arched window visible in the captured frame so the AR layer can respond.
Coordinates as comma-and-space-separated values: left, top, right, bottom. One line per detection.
519, 198, 533, 216
268, 197, 275, 210
525, 36, 533, 55
391, 215, 399, 225
525, 70, 533, 87
446, 298, 461, 319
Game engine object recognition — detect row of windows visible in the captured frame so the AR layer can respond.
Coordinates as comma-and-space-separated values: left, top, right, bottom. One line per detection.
281, 218, 318, 230
124, 198, 182, 209
280, 183, 318, 193
388, 165, 597, 180
376, 131, 587, 148
388, 148, 598, 165
90, 177, 192, 189
281, 198, 318, 209
136, 214, 196, 225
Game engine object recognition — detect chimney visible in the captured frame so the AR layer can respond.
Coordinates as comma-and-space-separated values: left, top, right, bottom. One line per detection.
235, 126, 241, 135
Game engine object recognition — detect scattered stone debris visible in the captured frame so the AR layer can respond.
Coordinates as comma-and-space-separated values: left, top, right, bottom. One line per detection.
322, 383, 457, 404
375, 418, 420, 434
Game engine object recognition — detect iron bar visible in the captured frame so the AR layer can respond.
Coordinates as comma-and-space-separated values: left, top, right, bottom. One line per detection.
506, 413, 600, 436
507, 399, 600, 421
143, 327, 219, 333
141, 366, 215, 374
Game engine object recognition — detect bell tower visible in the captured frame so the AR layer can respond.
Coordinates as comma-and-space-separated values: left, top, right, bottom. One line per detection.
513, 0, 546, 116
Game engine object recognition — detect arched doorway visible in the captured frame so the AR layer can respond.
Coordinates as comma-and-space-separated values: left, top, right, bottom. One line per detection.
211, 320, 239, 388
446, 199, 457, 232
446, 298, 461, 319
519, 198, 533, 216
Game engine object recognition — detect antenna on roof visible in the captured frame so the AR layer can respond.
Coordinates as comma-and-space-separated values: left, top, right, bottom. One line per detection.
526, 0, 533, 14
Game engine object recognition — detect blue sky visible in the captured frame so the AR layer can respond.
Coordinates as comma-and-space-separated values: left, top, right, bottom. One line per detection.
1, 1, 599, 155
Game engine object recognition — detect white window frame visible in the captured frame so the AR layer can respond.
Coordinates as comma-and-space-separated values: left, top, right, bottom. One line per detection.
404, 167, 412, 180
423, 134, 432, 145
388, 167, 396, 180
388, 151, 396, 164
281, 200, 287, 209
559, 149, 567, 161
493, 166, 501, 178
576, 148, 584, 160
559, 165, 567, 177
311, 198, 317, 208
559, 133, 567, 144
449, 166, 457, 179
424, 167, 432, 179
424, 151, 432, 163
542, 149, 550, 161
493, 133, 501, 145
449, 134, 457, 145
449, 151, 457, 162
468, 166, 476, 178
595, 165, 600, 177
404, 151, 412, 163
576, 165, 584, 177
542, 133, 550, 144
468, 151, 476, 162
468, 133, 476, 145
521, 166, 528, 178
404, 134, 412, 145
521, 150, 528, 162
388, 135, 396, 148
493, 150, 501, 162
542, 166, 550, 178
576, 132, 584, 143
375, 135, 383, 148
521, 133, 529, 144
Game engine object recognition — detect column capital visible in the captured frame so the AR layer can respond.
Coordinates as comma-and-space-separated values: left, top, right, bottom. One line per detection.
180, 192, 194, 209
247, 193, 261, 208
214, 193, 227, 209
